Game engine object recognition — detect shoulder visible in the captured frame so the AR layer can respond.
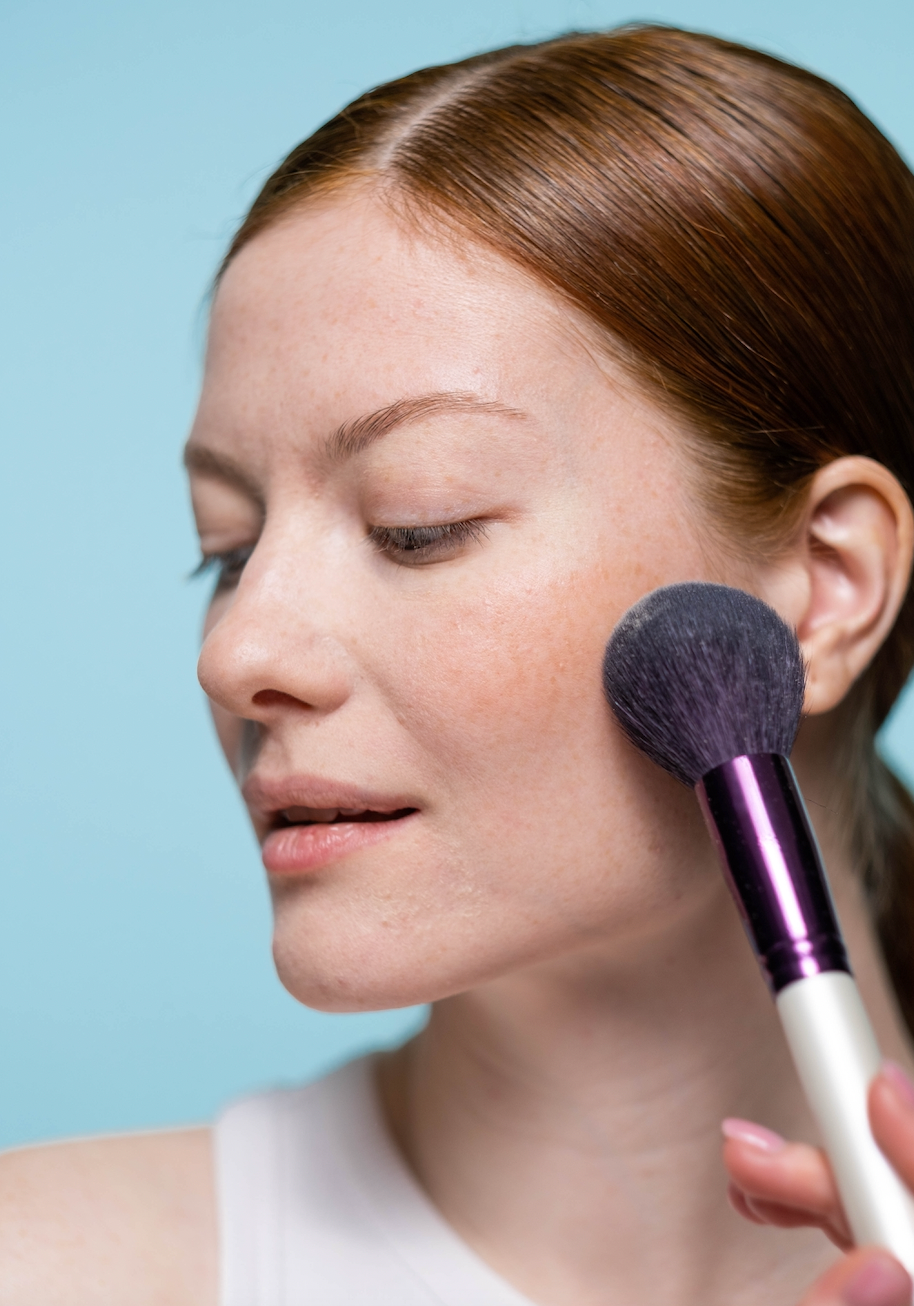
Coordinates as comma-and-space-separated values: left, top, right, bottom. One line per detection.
0, 1127, 217, 1306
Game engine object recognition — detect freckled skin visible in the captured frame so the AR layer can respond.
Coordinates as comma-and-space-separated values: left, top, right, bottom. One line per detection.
191, 190, 724, 1013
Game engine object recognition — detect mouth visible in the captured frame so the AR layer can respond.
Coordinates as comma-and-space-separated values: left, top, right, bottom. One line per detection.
242, 774, 420, 876
274, 806, 417, 828
262, 807, 417, 876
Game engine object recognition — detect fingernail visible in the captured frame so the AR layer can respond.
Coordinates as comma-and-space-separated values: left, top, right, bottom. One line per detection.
841, 1253, 911, 1305
882, 1061, 914, 1110
721, 1117, 787, 1153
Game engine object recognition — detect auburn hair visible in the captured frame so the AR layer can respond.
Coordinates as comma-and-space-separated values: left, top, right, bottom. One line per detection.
221, 25, 914, 1031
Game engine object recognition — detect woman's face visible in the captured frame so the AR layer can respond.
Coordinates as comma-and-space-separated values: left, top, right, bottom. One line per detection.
187, 189, 738, 1011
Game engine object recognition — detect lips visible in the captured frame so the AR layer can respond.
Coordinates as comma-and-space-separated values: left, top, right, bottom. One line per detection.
242, 775, 419, 876
277, 805, 414, 826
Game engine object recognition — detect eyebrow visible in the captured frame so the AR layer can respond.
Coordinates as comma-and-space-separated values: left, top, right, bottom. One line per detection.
182, 391, 527, 490
326, 391, 527, 462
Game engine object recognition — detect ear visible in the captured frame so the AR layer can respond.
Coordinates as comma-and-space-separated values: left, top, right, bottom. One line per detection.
763, 457, 914, 715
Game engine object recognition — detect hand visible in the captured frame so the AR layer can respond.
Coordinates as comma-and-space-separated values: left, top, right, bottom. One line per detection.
723, 1063, 914, 1305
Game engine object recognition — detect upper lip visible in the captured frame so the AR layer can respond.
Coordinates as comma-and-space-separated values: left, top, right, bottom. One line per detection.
242, 773, 420, 827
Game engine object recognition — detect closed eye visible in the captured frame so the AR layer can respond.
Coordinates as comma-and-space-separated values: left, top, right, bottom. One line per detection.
368, 519, 489, 565
190, 544, 255, 591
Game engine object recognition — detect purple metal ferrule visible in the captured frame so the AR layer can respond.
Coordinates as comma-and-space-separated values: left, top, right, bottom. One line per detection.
696, 754, 850, 996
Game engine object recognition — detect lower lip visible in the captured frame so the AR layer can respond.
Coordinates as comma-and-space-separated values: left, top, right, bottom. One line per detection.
261, 813, 416, 876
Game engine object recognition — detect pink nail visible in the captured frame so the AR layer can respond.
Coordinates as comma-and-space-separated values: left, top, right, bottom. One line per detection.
721, 1117, 787, 1153
841, 1253, 911, 1305
882, 1061, 914, 1110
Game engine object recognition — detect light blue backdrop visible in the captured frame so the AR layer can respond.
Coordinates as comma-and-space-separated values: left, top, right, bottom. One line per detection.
3, 0, 914, 1149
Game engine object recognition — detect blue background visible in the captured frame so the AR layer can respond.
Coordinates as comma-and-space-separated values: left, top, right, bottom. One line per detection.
3, 0, 914, 1149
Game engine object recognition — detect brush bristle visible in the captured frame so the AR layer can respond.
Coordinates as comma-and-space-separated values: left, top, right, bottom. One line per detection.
602, 583, 806, 786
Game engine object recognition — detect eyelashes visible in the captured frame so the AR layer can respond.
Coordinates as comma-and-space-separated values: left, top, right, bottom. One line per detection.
192, 519, 488, 591
367, 519, 489, 564
190, 545, 254, 591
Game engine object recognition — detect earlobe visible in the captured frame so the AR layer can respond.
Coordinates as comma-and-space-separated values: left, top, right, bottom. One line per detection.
787, 458, 914, 715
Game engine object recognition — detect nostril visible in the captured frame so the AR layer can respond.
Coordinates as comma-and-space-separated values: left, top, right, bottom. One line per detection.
251, 689, 311, 710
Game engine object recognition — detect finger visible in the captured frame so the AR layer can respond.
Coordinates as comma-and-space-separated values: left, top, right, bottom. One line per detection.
799, 1246, 911, 1306
740, 1193, 854, 1247
722, 1118, 853, 1248
727, 1181, 767, 1225
871, 1063, 914, 1193
726, 1182, 837, 1237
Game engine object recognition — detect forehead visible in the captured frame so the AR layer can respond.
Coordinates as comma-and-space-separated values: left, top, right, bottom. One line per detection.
198, 191, 622, 443
212, 189, 576, 347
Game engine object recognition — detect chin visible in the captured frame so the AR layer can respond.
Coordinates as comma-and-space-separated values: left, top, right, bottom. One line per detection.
268, 880, 570, 1013
268, 884, 651, 1015
268, 886, 433, 1011
271, 941, 461, 1014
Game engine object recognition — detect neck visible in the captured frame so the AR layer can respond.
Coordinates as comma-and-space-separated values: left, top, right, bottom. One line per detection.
379, 809, 913, 1305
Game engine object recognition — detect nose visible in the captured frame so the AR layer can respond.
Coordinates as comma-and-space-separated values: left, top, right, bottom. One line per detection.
197, 536, 357, 729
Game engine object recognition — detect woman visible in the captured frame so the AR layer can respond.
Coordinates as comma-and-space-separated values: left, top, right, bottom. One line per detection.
3, 23, 914, 1306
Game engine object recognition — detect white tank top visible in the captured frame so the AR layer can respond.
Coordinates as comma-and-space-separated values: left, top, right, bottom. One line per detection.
214, 1055, 537, 1306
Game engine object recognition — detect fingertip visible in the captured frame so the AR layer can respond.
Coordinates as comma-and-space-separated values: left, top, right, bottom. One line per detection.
721, 1117, 787, 1153
880, 1062, 914, 1112
837, 1251, 911, 1306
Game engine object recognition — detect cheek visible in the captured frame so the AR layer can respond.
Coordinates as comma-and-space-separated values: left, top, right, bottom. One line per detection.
384, 536, 664, 783
374, 550, 710, 925
380, 447, 705, 775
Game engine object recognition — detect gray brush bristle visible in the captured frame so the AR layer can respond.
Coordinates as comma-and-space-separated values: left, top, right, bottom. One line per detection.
602, 583, 806, 786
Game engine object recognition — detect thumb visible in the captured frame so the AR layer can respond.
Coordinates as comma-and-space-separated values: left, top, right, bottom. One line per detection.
799, 1247, 911, 1306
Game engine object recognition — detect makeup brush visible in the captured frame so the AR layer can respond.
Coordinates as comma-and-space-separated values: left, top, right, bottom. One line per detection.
603, 581, 914, 1271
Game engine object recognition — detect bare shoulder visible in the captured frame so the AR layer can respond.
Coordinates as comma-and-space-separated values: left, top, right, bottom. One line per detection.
0, 1127, 217, 1306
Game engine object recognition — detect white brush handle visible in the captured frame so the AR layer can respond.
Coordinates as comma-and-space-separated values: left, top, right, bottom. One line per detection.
776, 971, 914, 1273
